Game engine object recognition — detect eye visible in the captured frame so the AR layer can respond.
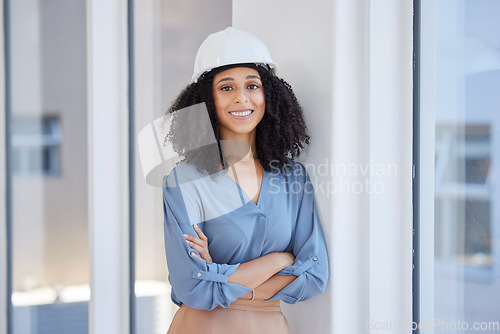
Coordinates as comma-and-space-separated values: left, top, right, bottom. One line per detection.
247, 83, 260, 90
220, 85, 233, 91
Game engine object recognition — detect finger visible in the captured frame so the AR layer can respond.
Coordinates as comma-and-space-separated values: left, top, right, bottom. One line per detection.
190, 252, 201, 259
184, 233, 206, 249
185, 235, 205, 248
183, 233, 201, 243
188, 243, 210, 262
193, 224, 208, 241
187, 241, 206, 255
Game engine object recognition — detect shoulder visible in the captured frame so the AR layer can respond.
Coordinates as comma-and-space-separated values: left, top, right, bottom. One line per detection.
162, 162, 212, 189
162, 162, 209, 219
163, 162, 228, 210
268, 159, 311, 192
281, 159, 309, 182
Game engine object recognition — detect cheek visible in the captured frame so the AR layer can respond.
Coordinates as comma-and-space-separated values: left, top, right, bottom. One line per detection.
213, 93, 227, 116
212, 92, 221, 109
254, 92, 266, 110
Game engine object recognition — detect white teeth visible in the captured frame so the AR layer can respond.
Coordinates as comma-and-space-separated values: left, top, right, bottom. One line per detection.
230, 110, 252, 117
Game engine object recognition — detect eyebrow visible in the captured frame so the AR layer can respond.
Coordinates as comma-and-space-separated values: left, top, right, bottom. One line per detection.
246, 75, 261, 80
215, 75, 262, 86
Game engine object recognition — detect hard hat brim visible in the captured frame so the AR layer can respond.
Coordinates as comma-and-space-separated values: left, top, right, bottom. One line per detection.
193, 62, 277, 83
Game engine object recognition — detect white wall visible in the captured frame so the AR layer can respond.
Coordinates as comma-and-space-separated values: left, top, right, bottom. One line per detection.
233, 1, 334, 332
234, 0, 413, 333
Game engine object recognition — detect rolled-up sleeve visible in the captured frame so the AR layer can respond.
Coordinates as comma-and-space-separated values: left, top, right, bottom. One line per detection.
269, 162, 329, 304
162, 172, 251, 311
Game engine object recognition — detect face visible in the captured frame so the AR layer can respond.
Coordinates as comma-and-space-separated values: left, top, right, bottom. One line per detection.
212, 67, 265, 139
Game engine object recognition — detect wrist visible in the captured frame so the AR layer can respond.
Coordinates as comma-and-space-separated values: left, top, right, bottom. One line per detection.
240, 291, 253, 300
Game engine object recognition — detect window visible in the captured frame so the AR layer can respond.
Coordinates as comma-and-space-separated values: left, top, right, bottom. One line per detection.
435, 126, 492, 274
11, 116, 62, 176
7, 0, 89, 332
420, 0, 500, 329
132, 1, 232, 332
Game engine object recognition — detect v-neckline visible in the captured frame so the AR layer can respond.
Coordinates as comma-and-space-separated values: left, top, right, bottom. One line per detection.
220, 166, 266, 208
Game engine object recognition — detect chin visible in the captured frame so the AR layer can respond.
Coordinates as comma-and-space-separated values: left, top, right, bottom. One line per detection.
220, 125, 258, 137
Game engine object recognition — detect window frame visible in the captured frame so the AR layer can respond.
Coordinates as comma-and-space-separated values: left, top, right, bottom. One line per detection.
1, 0, 12, 333
413, 0, 422, 331
417, 0, 437, 329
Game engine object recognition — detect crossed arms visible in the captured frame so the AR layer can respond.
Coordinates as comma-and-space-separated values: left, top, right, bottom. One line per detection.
184, 223, 297, 300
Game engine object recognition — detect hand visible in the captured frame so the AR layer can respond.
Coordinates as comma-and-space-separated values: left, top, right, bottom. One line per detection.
184, 224, 213, 264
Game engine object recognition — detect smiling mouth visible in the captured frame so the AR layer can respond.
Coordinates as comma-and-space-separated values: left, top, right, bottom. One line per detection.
229, 110, 253, 117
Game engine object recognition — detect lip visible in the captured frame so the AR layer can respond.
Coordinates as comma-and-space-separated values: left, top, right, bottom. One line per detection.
229, 109, 253, 120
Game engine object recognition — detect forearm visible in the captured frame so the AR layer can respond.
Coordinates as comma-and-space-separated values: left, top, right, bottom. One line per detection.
227, 252, 293, 289
240, 274, 297, 300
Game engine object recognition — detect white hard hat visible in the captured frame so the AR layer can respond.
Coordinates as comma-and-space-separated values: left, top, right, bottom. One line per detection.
191, 27, 278, 83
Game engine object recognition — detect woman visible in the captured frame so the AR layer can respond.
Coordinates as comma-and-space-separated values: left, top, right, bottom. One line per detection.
162, 27, 328, 334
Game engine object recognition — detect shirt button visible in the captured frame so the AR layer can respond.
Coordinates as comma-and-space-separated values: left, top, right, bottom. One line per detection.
313, 257, 318, 261
197, 272, 202, 277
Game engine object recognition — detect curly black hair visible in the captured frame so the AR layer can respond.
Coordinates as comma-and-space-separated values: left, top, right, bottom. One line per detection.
164, 68, 310, 174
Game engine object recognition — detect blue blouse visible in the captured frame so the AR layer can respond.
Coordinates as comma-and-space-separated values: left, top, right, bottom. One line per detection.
162, 160, 328, 311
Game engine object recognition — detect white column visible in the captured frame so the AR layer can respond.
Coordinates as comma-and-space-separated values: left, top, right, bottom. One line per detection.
87, 0, 130, 333
368, 1, 414, 333
331, 0, 372, 332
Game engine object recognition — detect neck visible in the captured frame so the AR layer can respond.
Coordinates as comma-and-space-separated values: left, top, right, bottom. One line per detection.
219, 129, 257, 159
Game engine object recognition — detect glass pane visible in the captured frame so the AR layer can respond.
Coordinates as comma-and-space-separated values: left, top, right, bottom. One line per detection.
8, 0, 89, 332
430, 0, 500, 330
133, 1, 232, 332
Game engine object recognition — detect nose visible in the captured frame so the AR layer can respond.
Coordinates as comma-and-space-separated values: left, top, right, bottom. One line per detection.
233, 88, 249, 103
